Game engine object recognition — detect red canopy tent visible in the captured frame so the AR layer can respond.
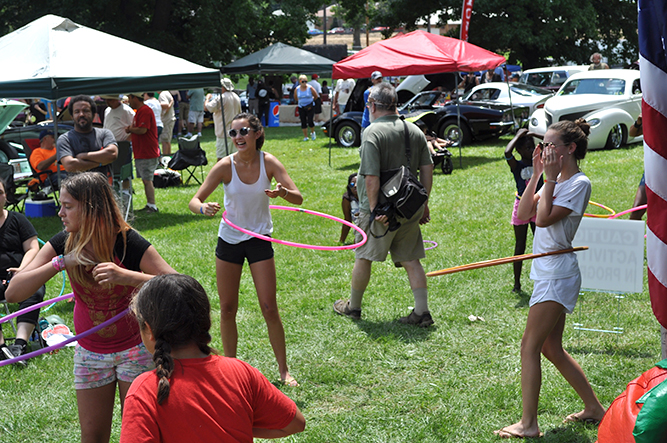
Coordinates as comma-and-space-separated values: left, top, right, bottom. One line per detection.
332, 30, 506, 79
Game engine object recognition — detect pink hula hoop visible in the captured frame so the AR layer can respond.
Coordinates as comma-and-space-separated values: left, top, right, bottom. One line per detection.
0, 293, 73, 324
222, 205, 368, 251
0, 308, 130, 367
609, 204, 647, 219
424, 240, 438, 251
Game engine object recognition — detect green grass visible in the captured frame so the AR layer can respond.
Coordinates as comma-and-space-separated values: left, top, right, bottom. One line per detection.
0, 126, 657, 442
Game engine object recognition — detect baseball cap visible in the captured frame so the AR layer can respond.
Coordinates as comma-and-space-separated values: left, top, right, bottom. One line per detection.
100, 94, 121, 100
371, 71, 383, 80
312, 73, 319, 79
39, 129, 54, 140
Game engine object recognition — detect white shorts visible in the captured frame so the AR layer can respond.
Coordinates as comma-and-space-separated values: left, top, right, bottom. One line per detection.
188, 110, 204, 124
530, 274, 581, 314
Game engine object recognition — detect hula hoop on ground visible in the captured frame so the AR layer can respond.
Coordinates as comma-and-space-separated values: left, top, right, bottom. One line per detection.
424, 240, 438, 251
222, 205, 368, 251
0, 308, 129, 367
609, 204, 647, 219
584, 201, 616, 218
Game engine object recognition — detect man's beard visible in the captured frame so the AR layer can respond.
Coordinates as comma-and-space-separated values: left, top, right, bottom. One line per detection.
75, 118, 92, 132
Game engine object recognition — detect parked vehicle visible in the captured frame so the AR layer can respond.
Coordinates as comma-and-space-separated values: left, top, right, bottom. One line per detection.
307, 28, 323, 35
328, 27, 346, 34
395, 73, 458, 104
528, 69, 642, 150
520, 65, 588, 92
322, 80, 522, 147
463, 82, 553, 116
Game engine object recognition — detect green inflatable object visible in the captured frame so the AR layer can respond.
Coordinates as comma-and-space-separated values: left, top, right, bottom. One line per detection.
633, 359, 667, 443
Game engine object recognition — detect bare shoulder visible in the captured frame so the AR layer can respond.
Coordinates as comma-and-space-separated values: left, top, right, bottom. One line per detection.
212, 155, 233, 183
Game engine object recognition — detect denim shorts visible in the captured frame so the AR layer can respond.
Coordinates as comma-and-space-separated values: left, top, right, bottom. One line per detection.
73, 343, 154, 390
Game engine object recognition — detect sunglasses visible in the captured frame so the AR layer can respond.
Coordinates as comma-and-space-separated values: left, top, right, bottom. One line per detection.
349, 181, 356, 187
537, 142, 567, 150
228, 127, 253, 137
301, 80, 307, 83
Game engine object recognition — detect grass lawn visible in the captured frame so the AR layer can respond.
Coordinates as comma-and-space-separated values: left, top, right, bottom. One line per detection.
0, 125, 658, 442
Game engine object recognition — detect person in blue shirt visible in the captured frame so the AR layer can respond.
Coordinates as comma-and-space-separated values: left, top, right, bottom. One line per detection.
361, 71, 384, 130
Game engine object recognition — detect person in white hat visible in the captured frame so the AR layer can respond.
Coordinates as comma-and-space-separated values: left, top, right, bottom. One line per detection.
361, 71, 383, 129
205, 78, 242, 161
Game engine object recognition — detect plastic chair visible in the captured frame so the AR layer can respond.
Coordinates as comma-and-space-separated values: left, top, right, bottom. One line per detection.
168, 135, 208, 185
111, 141, 133, 221
0, 163, 28, 212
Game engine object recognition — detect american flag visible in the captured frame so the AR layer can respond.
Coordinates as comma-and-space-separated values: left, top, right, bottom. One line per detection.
639, 0, 667, 328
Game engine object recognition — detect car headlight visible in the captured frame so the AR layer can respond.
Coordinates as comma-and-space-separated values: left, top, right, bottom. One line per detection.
530, 117, 539, 127
588, 118, 601, 127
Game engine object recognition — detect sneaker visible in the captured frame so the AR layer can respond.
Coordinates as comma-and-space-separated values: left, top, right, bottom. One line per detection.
303, 137, 309, 142
311, 132, 317, 141
398, 309, 434, 328
138, 205, 159, 214
333, 299, 361, 320
0, 344, 26, 366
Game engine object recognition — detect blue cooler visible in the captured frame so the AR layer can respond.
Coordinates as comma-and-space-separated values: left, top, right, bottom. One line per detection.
268, 101, 280, 127
25, 198, 57, 218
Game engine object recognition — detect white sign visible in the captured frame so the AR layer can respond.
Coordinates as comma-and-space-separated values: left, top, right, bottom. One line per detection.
573, 218, 645, 293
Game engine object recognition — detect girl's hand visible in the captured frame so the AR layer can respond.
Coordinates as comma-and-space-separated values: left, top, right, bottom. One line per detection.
532, 144, 544, 177
92, 262, 129, 286
200, 202, 221, 217
542, 144, 563, 181
265, 182, 285, 199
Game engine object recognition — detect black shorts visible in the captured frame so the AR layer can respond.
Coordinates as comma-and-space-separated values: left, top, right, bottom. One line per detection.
215, 237, 274, 265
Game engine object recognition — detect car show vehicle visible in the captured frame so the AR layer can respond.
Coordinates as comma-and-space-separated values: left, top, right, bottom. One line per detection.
323, 81, 524, 147
463, 82, 553, 116
528, 69, 642, 150
520, 65, 588, 91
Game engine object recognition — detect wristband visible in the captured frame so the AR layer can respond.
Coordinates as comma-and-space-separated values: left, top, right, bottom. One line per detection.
200, 206, 204, 214
51, 255, 66, 272
282, 188, 288, 198
634, 121, 642, 129
546, 179, 557, 184
504, 154, 513, 161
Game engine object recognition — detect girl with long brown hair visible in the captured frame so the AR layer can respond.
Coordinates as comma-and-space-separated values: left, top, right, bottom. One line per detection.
7, 172, 175, 443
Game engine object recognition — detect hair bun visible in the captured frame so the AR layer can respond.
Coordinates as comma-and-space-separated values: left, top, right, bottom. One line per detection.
574, 118, 591, 137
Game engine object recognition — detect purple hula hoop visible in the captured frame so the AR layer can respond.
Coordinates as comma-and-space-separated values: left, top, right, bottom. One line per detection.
0, 293, 74, 324
0, 308, 130, 367
222, 205, 368, 251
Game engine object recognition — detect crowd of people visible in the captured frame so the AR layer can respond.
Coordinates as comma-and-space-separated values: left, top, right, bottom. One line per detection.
0, 58, 649, 440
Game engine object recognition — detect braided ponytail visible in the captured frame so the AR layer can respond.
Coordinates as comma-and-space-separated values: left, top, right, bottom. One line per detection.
153, 339, 174, 404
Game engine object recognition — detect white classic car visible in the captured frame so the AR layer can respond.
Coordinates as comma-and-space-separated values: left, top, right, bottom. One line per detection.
463, 82, 554, 116
528, 69, 642, 150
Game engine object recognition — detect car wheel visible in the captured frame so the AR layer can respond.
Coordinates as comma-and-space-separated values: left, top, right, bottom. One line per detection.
605, 123, 626, 149
442, 157, 453, 175
438, 119, 471, 146
336, 122, 360, 147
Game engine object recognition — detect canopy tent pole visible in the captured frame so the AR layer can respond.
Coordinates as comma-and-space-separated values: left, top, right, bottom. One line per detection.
220, 91, 229, 157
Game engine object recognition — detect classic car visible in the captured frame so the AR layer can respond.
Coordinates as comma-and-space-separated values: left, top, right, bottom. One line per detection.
322, 80, 524, 147
463, 82, 553, 116
519, 65, 588, 92
528, 69, 642, 150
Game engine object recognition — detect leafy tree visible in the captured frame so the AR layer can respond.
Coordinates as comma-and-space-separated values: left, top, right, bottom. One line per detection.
0, 0, 321, 66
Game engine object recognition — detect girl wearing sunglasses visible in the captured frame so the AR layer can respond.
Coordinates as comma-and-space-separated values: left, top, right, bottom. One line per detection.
189, 113, 303, 387
495, 119, 605, 439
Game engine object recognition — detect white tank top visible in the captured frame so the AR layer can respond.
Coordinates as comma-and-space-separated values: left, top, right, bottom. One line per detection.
218, 151, 273, 244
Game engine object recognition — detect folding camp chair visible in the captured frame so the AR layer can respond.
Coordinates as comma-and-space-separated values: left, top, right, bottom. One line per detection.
0, 163, 28, 212
168, 135, 208, 185
111, 141, 133, 221
21, 138, 61, 205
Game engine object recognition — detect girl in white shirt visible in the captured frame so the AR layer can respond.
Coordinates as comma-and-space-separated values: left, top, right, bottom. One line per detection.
495, 119, 606, 439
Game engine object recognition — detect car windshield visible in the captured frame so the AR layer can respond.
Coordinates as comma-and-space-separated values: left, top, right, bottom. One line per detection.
558, 78, 626, 96
521, 72, 553, 88
400, 91, 442, 110
509, 83, 551, 96
464, 88, 501, 101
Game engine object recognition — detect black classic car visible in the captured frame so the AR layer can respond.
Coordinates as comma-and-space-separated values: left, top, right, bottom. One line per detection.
322, 79, 526, 147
